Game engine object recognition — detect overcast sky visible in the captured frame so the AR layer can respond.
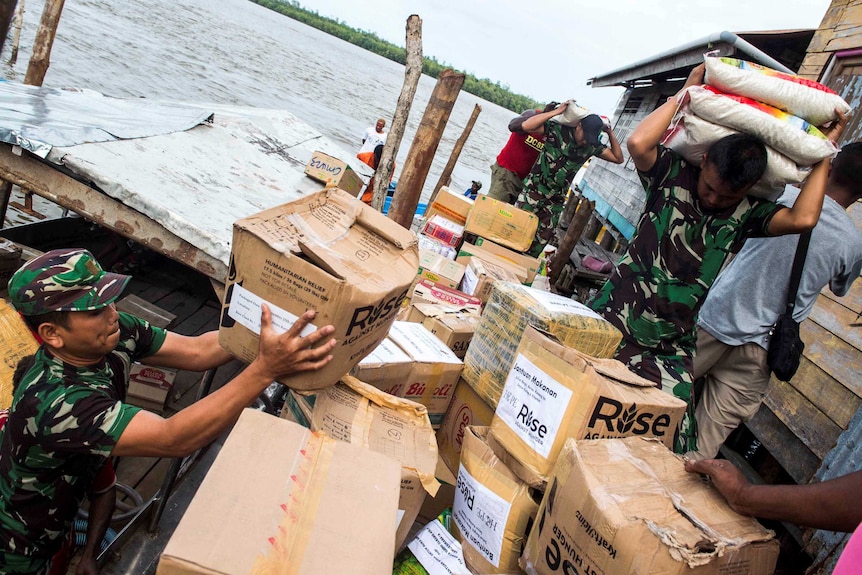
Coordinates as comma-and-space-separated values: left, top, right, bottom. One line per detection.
300, 0, 832, 114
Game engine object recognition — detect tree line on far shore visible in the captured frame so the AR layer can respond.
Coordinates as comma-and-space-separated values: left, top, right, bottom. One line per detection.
251, 0, 543, 113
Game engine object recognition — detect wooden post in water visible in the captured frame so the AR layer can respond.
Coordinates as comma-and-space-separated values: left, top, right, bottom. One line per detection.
388, 69, 464, 229
8, 0, 23, 66
550, 198, 594, 286
371, 15, 422, 212
428, 103, 481, 206
24, 0, 64, 87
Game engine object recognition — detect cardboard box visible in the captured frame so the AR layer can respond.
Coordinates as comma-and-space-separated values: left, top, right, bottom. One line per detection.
452, 426, 539, 574
470, 237, 541, 285
490, 327, 686, 488
351, 336, 414, 390
459, 257, 520, 304
417, 457, 458, 524
407, 304, 480, 359
357, 321, 462, 428
462, 282, 621, 409
436, 378, 495, 472
417, 234, 457, 260
410, 279, 482, 313
126, 363, 177, 412
307, 376, 440, 551
417, 249, 467, 289
464, 196, 538, 252
520, 438, 780, 575
0, 299, 38, 410
157, 409, 401, 575
304, 150, 364, 196
219, 189, 418, 391
425, 186, 474, 225
455, 242, 539, 285
281, 389, 315, 427
421, 215, 464, 248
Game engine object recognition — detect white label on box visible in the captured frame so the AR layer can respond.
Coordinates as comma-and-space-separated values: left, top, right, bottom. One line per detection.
460, 264, 479, 296
496, 353, 573, 459
452, 466, 510, 567
408, 519, 469, 575
527, 287, 605, 320
390, 322, 461, 364
227, 284, 317, 337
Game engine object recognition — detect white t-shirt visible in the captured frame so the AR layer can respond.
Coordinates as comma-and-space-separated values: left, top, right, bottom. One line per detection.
358, 127, 386, 155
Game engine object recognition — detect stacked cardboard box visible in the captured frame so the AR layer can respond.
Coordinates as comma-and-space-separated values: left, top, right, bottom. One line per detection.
407, 303, 481, 360
465, 196, 538, 253
303, 150, 364, 196
436, 378, 495, 473
126, 363, 177, 412
0, 299, 38, 410
424, 186, 474, 226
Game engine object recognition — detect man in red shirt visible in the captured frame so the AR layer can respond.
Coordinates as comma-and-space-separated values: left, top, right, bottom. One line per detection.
486, 103, 556, 205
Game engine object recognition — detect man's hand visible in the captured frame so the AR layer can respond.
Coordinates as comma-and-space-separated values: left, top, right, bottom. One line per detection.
254, 305, 336, 381
681, 63, 706, 93
684, 458, 751, 515
76, 554, 100, 575
822, 108, 848, 143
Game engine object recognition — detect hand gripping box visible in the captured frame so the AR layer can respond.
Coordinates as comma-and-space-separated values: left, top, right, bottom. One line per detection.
489, 326, 686, 489
462, 282, 621, 410
520, 438, 779, 575
452, 426, 539, 574
306, 375, 440, 551
219, 189, 418, 392
157, 409, 401, 575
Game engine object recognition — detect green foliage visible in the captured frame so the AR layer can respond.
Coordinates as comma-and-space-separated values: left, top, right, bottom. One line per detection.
250, 0, 541, 113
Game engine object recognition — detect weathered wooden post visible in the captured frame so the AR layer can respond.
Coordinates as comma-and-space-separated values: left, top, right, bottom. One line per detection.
388, 69, 464, 229
550, 198, 594, 286
428, 103, 481, 206
24, 0, 64, 87
8, 0, 23, 66
0, 0, 18, 56
371, 14, 422, 212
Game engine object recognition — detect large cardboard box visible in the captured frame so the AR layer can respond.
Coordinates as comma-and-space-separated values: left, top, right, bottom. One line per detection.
219, 189, 418, 391
459, 258, 520, 304
460, 238, 539, 285
0, 299, 38, 410
490, 327, 686, 489
126, 363, 177, 412
436, 378, 495, 472
424, 186, 474, 225
157, 409, 401, 575
417, 249, 467, 289
520, 438, 780, 575
407, 303, 480, 359
351, 336, 414, 391
452, 426, 539, 574
306, 376, 440, 551
304, 150, 364, 196
464, 196, 538, 252
463, 283, 621, 409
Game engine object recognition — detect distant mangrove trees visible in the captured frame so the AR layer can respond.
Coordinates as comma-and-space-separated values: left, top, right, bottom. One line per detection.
250, 0, 542, 113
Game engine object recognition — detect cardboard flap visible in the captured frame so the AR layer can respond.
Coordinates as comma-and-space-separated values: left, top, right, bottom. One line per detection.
355, 199, 418, 249
585, 355, 657, 388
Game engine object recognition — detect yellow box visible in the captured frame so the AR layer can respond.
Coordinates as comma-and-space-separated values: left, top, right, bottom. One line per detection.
464, 196, 538, 252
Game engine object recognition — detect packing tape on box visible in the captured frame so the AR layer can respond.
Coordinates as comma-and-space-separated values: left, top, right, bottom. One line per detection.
252, 432, 332, 575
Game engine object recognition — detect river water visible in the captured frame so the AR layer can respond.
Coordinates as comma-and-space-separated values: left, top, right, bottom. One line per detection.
1, 0, 519, 203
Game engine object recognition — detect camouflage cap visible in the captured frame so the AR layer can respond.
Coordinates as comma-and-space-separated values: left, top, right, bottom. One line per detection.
7, 248, 131, 316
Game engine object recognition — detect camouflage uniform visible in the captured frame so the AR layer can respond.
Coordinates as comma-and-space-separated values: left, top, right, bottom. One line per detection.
0, 313, 165, 574
588, 145, 780, 453
516, 121, 604, 257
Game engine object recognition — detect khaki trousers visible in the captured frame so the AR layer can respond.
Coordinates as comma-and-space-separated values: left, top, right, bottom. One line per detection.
688, 328, 771, 460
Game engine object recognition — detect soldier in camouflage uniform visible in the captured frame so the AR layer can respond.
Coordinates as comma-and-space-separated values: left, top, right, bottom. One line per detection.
588, 63, 845, 454
516, 102, 624, 257
0, 249, 337, 575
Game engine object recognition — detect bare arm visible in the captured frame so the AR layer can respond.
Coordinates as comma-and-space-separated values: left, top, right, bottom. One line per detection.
509, 109, 538, 133
143, 331, 233, 373
766, 112, 847, 235
598, 124, 624, 164
521, 102, 568, 135
685, 459, 862, 532
628, 64, 705, 172
113, 306, 336, 458
76, 486, 115, 575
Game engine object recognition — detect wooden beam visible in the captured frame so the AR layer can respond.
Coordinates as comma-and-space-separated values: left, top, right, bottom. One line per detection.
429, 103, 481, 206
24, 0, 64, 86
0, 145, 226, 280
762, 376, 842, 460
746, 405, 821, 484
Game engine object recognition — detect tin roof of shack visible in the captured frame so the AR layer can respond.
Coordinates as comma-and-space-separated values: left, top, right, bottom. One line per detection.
0, 81, 372, 281
589, 29, 815, 87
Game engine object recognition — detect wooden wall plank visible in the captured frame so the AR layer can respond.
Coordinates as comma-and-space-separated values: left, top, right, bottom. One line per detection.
747, 406, 821, 483
798, 320, 862, 412
762, 378, 842, 459
808, 295, 862, 353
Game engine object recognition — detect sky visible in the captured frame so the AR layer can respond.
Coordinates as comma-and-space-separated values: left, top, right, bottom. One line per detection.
300, 0, 833, 115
